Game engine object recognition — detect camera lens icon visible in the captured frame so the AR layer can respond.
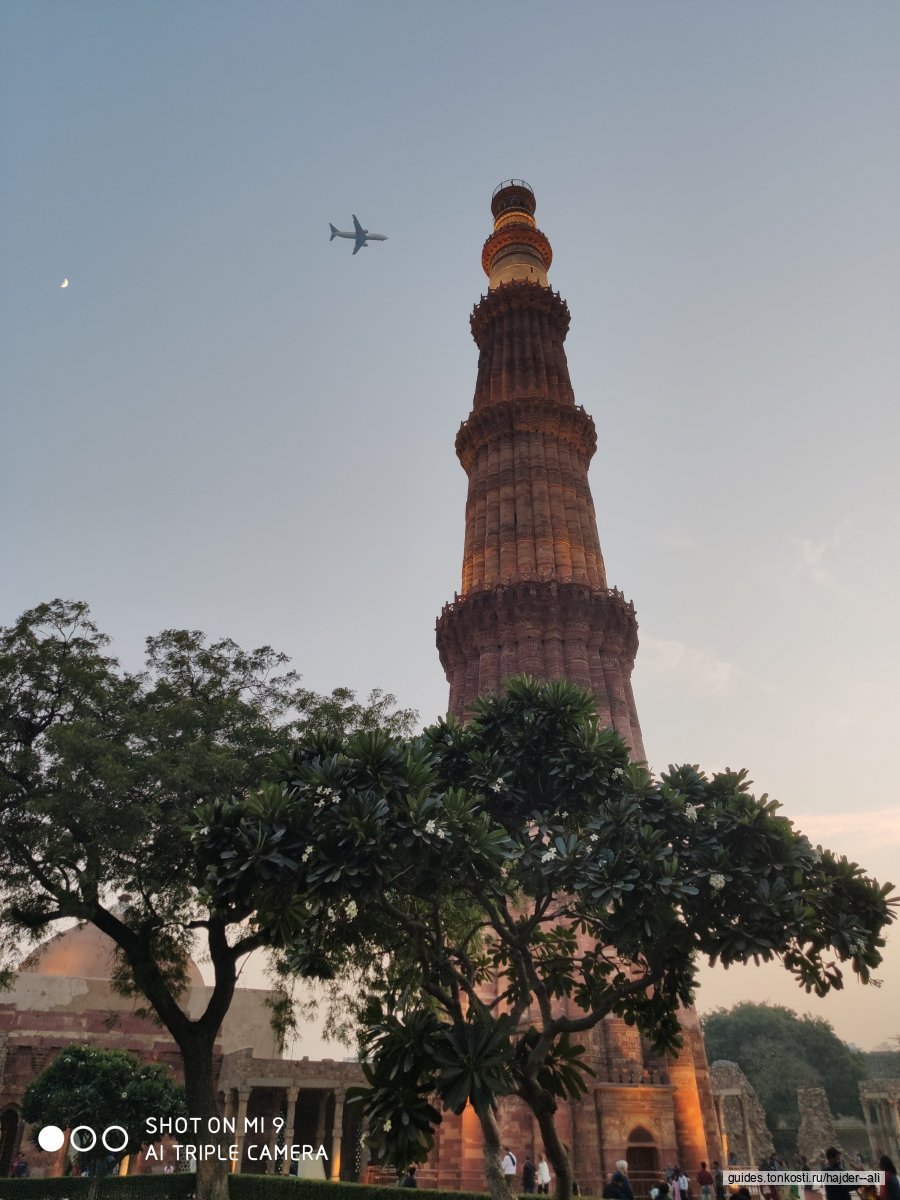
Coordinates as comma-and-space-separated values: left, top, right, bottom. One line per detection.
38, 1125, 129, 1154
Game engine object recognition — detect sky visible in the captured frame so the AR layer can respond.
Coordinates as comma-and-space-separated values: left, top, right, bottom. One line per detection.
2, 1, 899, 1052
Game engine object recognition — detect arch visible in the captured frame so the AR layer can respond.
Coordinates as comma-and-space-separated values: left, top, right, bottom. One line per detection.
627, 1125, 657, 1145
626, 1125, 660, 1189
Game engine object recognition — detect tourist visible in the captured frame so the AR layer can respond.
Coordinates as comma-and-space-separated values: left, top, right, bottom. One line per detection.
713, 1160, 725, 1200
523, 1158, 536, 1193
823, 1147, 852, 1200
401, 1166, 418, 1188
879, 1156, 900, 1200
536, 1152, 551, 1194
698, 1161, 715, 1200
605, 1172, 627, 1199
501, 1147, 518, 1182
10, 1153, 28, 1178
619, 1161, 638, 1200
651, 1181, 671, 1200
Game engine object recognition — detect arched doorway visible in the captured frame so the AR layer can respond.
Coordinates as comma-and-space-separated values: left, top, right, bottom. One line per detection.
0, 1109, 21, 1177
626, 1125, 660, 1195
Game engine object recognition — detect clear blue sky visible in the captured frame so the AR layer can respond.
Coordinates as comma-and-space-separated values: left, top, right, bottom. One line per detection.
2, 1, 899, 1048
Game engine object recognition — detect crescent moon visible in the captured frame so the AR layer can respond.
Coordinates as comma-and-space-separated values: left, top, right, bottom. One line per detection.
60, 278, 69, 288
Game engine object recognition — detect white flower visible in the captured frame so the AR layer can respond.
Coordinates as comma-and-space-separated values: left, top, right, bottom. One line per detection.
346, 900, 358, 920
314, 799, 326, 810
709, 873, 726, 892
327, 907, 336, 921
383, 1119, 392, 1133
490, 779, 504, 793
612, 767, 624, 779
589, 834, 599, 844
301, 846, 313, 862
559, 811, 569, 820
541, 848, 558, 863
685, 804, 698, 822
437, 828, 448, 840
425, 819, 437, 834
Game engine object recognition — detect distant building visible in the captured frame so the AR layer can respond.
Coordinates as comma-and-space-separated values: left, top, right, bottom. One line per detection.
860, 1078, 900, 1162
0, 921, 363, 1178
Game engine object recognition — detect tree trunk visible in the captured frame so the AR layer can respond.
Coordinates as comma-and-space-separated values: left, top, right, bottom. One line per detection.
477, 1105, 517, 1200
180, 1035, 229, 1200
519, 1082, 574, 1200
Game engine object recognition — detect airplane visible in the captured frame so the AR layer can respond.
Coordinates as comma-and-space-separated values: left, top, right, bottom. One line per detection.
329, 214, 388, 255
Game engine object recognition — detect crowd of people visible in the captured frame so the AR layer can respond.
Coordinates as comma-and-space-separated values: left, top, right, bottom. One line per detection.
405, 1146, 900, 1200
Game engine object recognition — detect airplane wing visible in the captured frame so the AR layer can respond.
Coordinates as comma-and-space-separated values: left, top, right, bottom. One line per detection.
352, 214, 364, 236
352, 241, 363, 255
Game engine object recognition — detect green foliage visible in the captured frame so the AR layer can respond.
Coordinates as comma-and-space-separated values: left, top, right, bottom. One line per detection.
196, 676, 895, 1192
21, 1046, 186, 1173
228, 1179, 514, 1200
0, 600, 416, 1200
0, 1180, 552, 1200
701, 1003, 868, 1124
0, 1177, 195, 1200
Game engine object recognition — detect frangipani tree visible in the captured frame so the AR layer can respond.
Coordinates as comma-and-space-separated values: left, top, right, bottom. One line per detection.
197, 678, 895, 1200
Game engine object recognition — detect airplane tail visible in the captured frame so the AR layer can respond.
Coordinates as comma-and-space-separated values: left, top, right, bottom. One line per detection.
329, 223, 338, 241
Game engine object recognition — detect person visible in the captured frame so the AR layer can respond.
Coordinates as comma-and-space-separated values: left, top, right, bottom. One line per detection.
523, 1158, 536, 1194
698, 1161, 715, 1200
616, 1160, 636, 1200
536, 1153, 551, 1195
823, 1146, 852, 1200
401, 1166, 418, 1188
879, 1156, 900, 1200
679, 1167, 691, 1200
671, 1168, 684, 1200
11, 1154, 28, 1178
604, 1173, 627, 1199
651, 1182, 671, 1200
713, 1160, 725, 1200
502, 1148, 518, 1182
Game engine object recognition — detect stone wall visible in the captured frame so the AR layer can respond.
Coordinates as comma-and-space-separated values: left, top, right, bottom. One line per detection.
796, 1087, 837, 1164
710, 1060, 773, 1164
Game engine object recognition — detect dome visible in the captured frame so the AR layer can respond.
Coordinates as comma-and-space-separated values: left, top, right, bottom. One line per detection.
20, 922, 204, 986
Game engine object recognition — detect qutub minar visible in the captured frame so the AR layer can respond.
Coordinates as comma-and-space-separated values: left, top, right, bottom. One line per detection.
432, 181, 722, 1192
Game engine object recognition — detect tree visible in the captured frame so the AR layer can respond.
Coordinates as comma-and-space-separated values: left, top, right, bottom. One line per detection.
701, 1003, 868, 1126
198, 677, 896, 1200
0, 599, 416, 1200
22, 1045, 186, 1175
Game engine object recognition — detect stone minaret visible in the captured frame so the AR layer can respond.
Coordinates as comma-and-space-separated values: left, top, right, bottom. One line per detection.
428, 182, 721, 1194
436, 180, 645, 760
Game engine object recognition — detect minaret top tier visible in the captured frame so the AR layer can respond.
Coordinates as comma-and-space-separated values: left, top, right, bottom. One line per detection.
482, 179, 553, 288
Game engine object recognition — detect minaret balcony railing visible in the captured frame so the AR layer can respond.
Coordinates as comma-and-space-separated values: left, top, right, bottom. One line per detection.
437, 577, 636, 619
492, 179, 534, 198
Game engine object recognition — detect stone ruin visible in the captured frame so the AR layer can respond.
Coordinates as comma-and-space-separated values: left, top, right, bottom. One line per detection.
797, 1087, 838, 1165
710, 1060, 775, 1164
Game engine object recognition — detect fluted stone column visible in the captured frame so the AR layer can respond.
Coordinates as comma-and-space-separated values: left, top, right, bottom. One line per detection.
330, 1089, 346, 1182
